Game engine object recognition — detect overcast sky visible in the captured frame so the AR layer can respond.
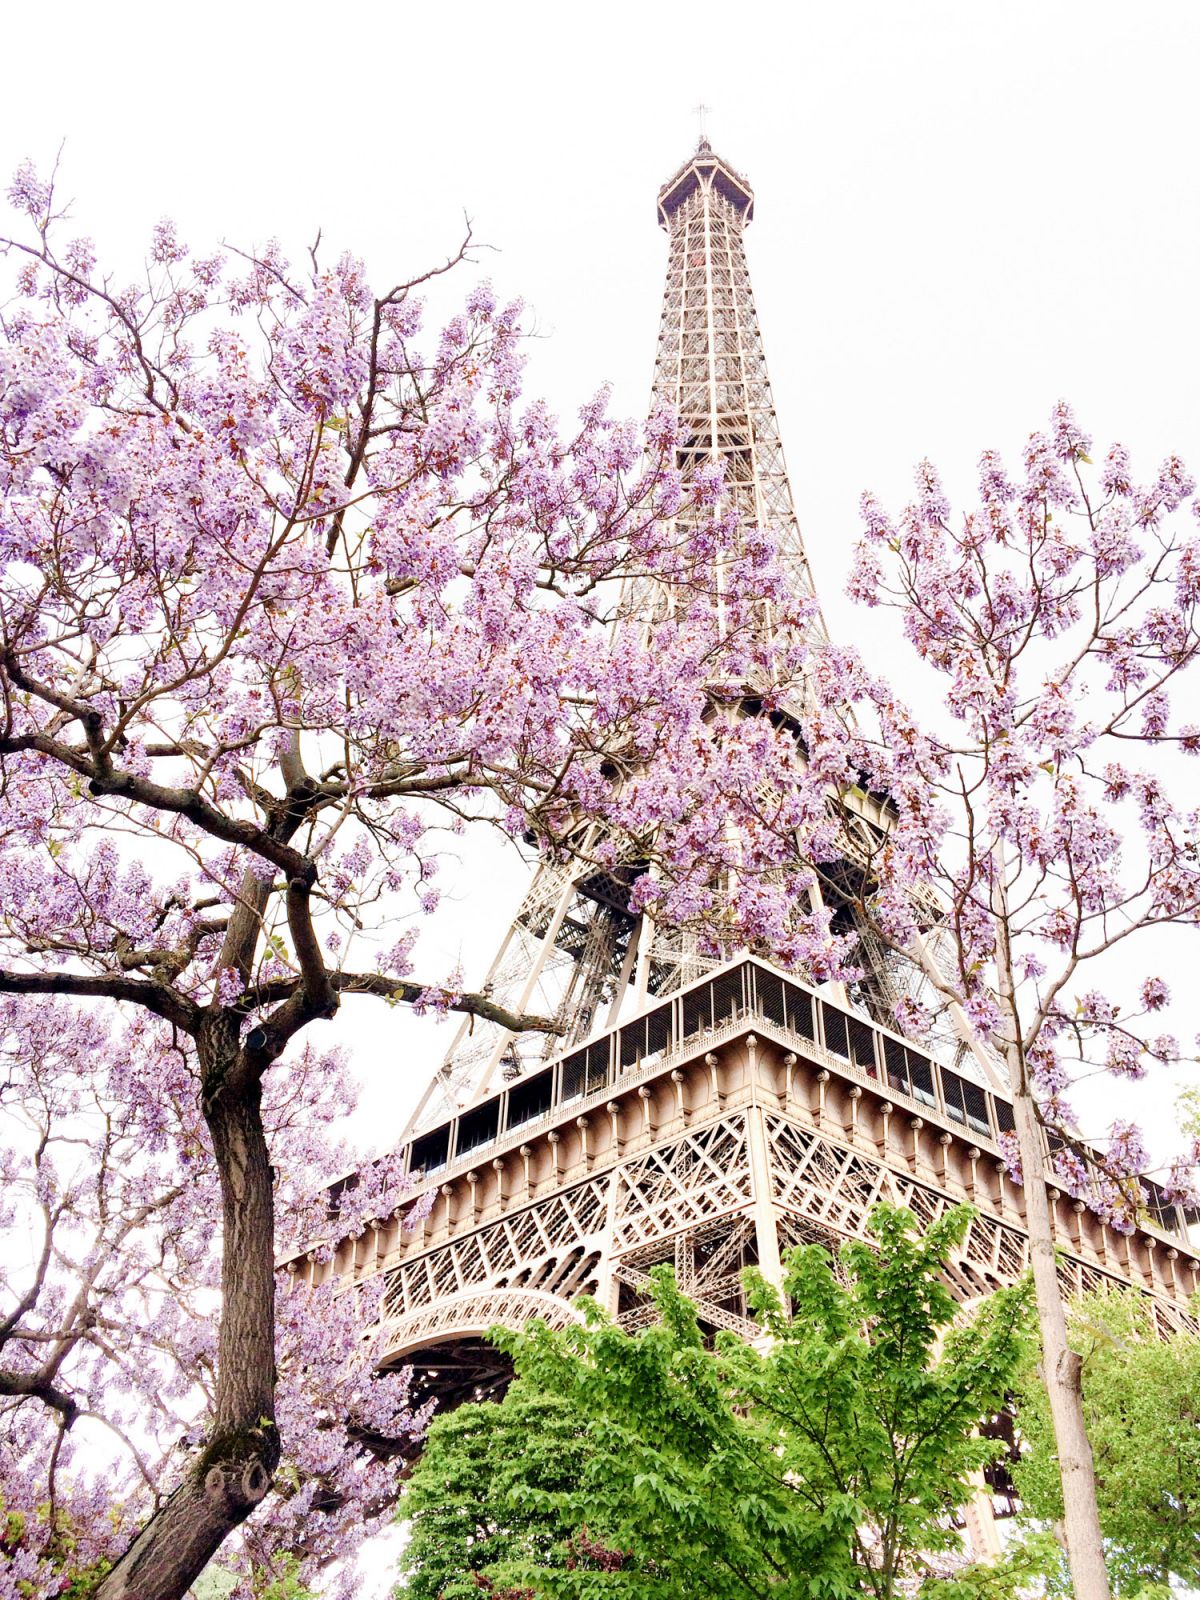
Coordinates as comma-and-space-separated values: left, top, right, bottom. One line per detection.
5, 4, 1200, 1590
4, 0, 1198, 1157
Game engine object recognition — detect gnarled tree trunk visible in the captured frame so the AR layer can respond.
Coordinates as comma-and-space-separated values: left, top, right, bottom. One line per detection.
96, 1016, 281, 1600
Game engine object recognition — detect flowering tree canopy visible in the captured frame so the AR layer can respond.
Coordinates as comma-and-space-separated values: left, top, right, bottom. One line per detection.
0, 163, 814, 1600
790, 406, 1200, 1600
803, 405, 1200, 1223
0, 1000, 427, 1598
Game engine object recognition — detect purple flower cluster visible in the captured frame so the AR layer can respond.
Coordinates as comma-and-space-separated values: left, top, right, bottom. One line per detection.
842, 400, 1200, 1226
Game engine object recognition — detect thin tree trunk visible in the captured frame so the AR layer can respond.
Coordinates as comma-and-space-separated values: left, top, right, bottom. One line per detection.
95, 1021, 281, 1600
986, 843, 1110, 1600
1009, 1087, 1109, 1598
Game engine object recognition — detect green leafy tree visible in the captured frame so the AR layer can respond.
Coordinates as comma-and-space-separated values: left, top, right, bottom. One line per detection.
399, 1205, 1032, 1600
1012, 1292, 1200, 1595
402, 1385, 597, 1600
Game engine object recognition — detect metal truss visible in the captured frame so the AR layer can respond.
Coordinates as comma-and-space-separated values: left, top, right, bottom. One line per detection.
402, 141, 900, 1138
371, 1062, 1197, 1404
382, 1175, 609, 1320
650, 140, 823, 636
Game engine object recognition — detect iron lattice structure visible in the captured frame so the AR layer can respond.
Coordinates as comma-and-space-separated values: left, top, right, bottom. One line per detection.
302, 143, 1200, 1545
305, 955, 1199, 1440
648, 141, 821, 632
404, 140, 944, 1142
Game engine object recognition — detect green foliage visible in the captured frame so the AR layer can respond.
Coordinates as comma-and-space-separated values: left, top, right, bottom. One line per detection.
401, 1384, 598, 1600
0, 1497, 113, 1598
728, 1205, 1031, 1594
399, 1204, 1033, 1600
1011, 1291, 1200, 1594
189, 1556, 316, 1600
252, 1558, 318, 1599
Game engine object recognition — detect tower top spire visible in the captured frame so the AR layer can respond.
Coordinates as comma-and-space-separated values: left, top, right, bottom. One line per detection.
656, 140, 754, 230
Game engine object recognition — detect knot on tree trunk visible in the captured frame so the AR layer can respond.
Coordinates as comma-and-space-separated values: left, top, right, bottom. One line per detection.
95, 1425, 281, 1600
200, 1424, 279, 1513
1057, 1345, 1084, 1397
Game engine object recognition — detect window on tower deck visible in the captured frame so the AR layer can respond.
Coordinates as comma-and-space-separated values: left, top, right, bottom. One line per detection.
848, 1016, 879, 1077
454, 1100, 499, 1160
679, 972, 746, 1042
618, 1002, 673, 1074
821, 1007, 878, 1074
880, 1037, 937, 1110
755, 973, 815, 1041
822, 1005, 850, 1061
710, 969, 745, 1024
681, 983, 709, 1040
409, 1126, 450, 1179
909, 1055, 937, 1109
1142, 1178, 1179, 1235
506, 1069, 553, 1132
560, 1040, 611, 1103
940, 1071, 992, 1140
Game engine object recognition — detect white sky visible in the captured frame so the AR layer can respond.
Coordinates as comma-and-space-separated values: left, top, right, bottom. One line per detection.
4, 2, 1200, 1590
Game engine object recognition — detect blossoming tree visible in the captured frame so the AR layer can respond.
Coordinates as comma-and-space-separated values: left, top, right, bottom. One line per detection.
784, 406, 1200, 1600
0, 165, 812, 1600
5, 145, 1198, 1600
0, 999, 427, 1598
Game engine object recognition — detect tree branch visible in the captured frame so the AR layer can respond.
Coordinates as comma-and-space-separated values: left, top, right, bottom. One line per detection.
239, 968, 562, 1037
0, 1365, 79, 1424
1, 724, 311, 878
334, 971, 564, 1033
0, 968, 199, 1032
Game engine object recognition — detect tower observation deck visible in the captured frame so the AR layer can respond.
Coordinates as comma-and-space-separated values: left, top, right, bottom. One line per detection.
301, 147, 1200, 1469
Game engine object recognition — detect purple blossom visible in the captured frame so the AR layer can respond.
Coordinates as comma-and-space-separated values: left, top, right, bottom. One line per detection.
1140, 976, 1170, 1011
997, 1132, 1023, 1184
1106, 1119, 1150, 1177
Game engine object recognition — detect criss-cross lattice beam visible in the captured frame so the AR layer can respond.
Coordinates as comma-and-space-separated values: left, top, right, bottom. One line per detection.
400, 143, 875, 1139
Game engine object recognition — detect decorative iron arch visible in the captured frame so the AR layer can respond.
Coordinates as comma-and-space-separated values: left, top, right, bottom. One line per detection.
381, 1285, 584, 1364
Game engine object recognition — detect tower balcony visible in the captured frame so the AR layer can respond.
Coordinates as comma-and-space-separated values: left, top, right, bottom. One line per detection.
295, 954, 1200, 1326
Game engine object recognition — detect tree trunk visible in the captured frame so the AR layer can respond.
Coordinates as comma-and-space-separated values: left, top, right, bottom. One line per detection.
1010, 1085, 1111, 1600
986, 842, 1110, 1600
95, 1020, 281, 1600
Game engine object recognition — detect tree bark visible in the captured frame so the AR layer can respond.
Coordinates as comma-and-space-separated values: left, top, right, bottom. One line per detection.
985, 841, 1110, 1600
95, 1017, 281, 1600
1009, 1067, 1110, 1599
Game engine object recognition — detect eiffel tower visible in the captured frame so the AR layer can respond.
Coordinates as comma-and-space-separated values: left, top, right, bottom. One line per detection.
299, 147, 1200, 1525
401, 138, 932, 1146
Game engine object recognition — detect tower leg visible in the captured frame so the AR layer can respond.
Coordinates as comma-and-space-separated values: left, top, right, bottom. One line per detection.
746, 1101, 784, 1291
964, 1472, 1002, 1562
